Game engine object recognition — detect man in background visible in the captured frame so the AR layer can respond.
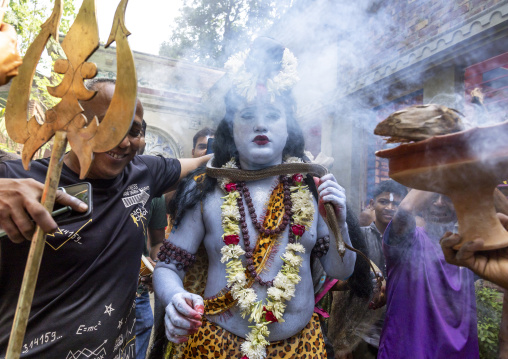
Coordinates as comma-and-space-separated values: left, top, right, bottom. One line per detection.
361, 180, 408, 275
164, 127, 215, 213
354, 180, 407, 359
191, 127, 215, 158
378, 190, 479, 358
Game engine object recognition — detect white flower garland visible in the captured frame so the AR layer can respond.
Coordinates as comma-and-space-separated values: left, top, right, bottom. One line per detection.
224, 48, 300, 102
218, 158, 314, 359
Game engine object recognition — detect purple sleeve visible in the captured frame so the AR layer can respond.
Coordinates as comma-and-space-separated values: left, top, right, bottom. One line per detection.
382, 221, 416, 271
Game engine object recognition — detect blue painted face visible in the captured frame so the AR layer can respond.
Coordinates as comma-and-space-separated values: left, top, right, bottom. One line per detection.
233, 99, 288, 170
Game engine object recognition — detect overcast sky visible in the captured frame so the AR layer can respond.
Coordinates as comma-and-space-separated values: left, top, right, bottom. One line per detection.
78, 0, 183, 55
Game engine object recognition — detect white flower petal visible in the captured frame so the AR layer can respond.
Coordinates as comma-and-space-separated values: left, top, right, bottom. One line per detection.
286, 243, 305, 253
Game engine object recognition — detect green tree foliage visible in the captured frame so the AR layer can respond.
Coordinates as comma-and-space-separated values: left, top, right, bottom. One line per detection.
1, 0, 77, 155
5, 0, 77, 105
5, 0, 77, 55
160, 0, 292, 67
476, 286, 503, 358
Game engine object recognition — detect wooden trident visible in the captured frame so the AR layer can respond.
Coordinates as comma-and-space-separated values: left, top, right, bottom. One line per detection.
4, 0, 137, 357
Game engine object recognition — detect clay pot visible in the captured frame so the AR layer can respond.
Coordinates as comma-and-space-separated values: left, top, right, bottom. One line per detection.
376, 120, 508, 250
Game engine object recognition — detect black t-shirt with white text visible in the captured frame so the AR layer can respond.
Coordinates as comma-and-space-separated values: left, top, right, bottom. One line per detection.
0, 155, 180, 359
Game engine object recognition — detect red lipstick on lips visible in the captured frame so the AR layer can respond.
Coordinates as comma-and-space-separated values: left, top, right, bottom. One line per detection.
253, 135, 269, 145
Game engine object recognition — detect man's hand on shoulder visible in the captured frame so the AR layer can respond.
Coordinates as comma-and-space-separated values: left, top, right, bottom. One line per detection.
178, 155, 212, 180
0, 179, 88, 243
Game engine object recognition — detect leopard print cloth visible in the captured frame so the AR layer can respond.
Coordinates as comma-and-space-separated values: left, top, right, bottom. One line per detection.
182, 244, 208, 295
177, 313, 327, 358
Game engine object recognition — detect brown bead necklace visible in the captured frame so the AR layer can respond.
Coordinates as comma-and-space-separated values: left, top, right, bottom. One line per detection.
235, 175, 296, 286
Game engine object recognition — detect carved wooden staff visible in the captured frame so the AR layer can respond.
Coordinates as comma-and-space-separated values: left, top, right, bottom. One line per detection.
4, 0, 137, 357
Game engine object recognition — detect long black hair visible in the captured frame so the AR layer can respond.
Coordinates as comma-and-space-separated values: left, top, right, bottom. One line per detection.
344, 209, 372, 299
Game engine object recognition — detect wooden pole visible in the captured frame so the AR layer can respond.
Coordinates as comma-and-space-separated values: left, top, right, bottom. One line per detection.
6, 131, 68, 359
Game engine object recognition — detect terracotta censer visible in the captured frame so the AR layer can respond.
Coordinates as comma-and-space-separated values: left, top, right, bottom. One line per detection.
376, 117, 508, 250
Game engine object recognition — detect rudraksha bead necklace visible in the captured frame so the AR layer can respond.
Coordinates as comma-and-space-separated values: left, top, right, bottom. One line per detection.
235, 175, 295, 287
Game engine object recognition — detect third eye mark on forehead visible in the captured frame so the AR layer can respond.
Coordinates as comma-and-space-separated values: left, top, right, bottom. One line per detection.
377, 197, 400, 206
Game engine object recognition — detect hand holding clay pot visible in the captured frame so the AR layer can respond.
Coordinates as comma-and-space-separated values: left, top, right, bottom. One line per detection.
440, 213, 508, 290
0, 23, 22, 86
376, 119, 508, 250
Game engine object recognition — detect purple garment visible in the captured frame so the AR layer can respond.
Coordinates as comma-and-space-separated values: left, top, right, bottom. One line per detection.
378, 223, 479, 359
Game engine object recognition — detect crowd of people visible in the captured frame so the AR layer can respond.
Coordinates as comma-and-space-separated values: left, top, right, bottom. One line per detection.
1, 18, 508, 359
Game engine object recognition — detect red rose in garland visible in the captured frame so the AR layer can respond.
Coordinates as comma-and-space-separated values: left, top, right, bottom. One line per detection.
292, 173, 303, 183
225, 182, 237, 192
263, 307, 278, 323
224, 234, 240, 245
291, 224, 306, 236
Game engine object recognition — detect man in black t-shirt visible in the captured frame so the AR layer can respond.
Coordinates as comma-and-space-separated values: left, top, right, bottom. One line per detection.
0, 79, 209, 358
